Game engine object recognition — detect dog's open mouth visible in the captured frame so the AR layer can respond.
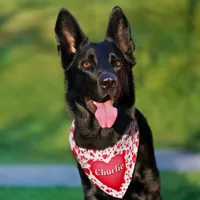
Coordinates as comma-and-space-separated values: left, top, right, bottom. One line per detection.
87, 95, 113, 113
86, 95, 118, 128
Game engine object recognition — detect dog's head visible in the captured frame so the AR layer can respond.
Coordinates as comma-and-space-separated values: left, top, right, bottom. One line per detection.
55, 6, 136, 128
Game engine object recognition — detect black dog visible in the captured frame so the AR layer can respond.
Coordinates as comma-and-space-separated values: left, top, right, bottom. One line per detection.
55, 6, 162, 200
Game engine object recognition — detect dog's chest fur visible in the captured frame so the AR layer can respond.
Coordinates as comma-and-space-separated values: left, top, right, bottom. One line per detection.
76, 109, 162, 200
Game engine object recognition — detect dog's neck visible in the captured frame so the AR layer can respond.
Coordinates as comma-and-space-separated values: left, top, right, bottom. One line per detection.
73, 116, 118, 149
73, 106, 134, 150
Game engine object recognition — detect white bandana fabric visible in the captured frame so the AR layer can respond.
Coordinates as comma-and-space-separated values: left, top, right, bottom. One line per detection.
69, 119, 139, 198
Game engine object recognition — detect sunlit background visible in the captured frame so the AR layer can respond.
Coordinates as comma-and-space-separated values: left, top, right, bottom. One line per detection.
0, 0, 200, 199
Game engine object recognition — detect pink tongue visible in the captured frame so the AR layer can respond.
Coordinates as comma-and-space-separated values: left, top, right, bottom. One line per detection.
94, 100, 118, 128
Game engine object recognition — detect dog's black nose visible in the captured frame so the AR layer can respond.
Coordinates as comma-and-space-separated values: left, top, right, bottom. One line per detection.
99, 73, 117, 89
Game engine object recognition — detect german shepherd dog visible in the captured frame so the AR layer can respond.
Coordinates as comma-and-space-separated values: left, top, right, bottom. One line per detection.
55, 6, 162, 200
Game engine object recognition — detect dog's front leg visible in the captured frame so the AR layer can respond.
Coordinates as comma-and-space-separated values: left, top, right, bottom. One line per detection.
148, 192, 163, 200
77, 163, 99, 200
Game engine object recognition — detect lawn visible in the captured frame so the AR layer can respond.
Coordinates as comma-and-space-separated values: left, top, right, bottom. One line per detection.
0, 172, 200, 200
0, 0, 200, 163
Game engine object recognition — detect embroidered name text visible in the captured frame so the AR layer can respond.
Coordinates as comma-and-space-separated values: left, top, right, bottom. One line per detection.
95, 164, 124, 176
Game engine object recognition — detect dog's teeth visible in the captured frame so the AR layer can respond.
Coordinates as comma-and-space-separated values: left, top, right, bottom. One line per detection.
93, 101, 96, 105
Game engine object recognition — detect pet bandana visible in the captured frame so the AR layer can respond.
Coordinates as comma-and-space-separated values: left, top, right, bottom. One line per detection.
69, 119, 139, 198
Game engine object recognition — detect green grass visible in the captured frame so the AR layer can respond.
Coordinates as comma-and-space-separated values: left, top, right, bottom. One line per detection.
0, 172, 200, 200
0, 188, 83, 200
0, 0, 200, 163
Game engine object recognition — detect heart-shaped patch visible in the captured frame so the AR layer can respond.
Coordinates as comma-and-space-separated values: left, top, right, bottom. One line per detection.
91, 154, 126, 191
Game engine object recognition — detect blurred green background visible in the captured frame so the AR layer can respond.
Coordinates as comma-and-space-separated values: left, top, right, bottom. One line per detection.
0, 0, 200, 164
0, 0, 200, 199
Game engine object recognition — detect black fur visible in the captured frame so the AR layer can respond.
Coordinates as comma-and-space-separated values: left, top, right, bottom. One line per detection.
55, 6, 162, 200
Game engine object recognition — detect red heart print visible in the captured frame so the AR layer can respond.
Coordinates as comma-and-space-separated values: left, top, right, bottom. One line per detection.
91, 154, 126, 191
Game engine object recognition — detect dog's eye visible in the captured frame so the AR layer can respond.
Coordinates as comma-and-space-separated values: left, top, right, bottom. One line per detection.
114, 60, 122, 68
82, 61, 90, 68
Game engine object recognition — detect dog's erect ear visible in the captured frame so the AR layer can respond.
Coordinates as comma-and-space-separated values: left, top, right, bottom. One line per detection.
105, 6, 135, 65
55, 9, 88, 67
